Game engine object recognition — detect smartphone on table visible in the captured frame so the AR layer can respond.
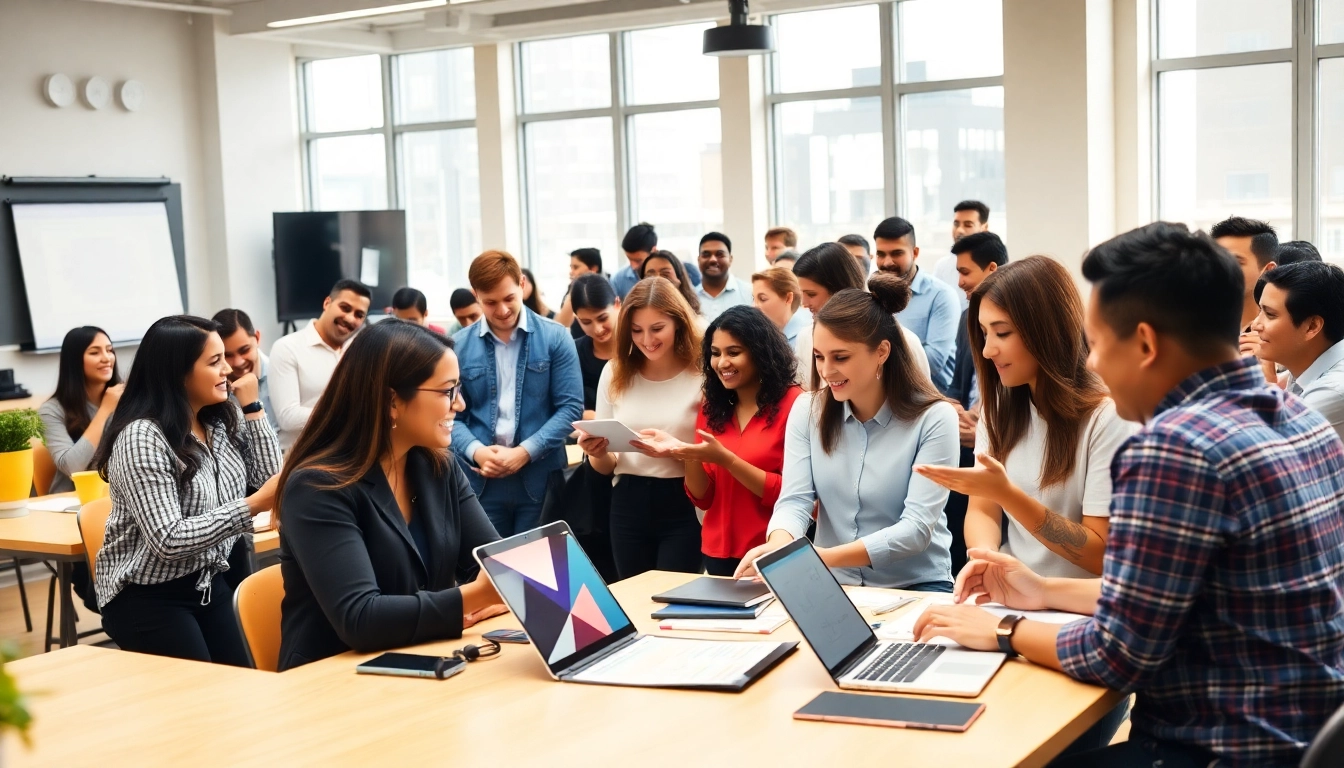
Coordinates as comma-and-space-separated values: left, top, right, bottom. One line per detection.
356, 653, 466, 680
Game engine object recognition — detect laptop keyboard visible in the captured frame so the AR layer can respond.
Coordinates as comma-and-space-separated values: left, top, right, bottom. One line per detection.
854, 643, 945, 683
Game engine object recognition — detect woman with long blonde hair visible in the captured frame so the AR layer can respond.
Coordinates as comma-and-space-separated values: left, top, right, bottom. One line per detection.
578, 276, 705, 578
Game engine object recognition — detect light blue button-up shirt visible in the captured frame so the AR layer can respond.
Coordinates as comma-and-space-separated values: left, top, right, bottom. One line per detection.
1289, 338, 1344, 441
480, 310, 529, 448
767, 392, 959, 588
696, 275, 752, 322
897, 266, 960, 393
781, 307, 811, 351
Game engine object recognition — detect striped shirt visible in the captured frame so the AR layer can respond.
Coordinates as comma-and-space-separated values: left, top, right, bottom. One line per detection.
1057, 357, 1344, 767
95, 410, 281, 607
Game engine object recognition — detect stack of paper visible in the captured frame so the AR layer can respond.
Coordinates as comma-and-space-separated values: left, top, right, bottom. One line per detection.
657, 602, 791, 635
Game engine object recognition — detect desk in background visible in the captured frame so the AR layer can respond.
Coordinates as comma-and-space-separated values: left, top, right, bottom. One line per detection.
5, 570, 1121, 766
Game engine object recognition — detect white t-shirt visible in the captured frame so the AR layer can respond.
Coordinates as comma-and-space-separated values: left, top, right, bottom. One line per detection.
974, 398, 1135, 579
796, 323, 930, 390
595, 364, 703, 479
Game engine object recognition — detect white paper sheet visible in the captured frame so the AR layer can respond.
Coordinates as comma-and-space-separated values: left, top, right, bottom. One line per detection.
26, 497, 81, 513
571, 636, 781, 686
657, 603, 790, 634
875, 597, 1089, 646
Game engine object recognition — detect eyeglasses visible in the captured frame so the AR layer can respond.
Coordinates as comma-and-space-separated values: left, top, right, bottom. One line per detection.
417, 385, 460, 401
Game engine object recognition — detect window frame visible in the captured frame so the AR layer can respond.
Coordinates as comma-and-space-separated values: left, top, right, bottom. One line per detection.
763, 1, 1006, 235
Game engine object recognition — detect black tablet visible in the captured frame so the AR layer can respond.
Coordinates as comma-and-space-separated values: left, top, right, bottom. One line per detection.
794, 691, 985, 732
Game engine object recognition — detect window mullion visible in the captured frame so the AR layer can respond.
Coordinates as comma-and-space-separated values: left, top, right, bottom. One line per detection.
611, 32, 631, 240
1295, 0, 1317, 241
382, 54, 398, 210
882, 0, 899, 217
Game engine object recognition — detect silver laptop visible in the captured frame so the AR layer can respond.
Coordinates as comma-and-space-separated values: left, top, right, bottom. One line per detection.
755, 538, 1006, 698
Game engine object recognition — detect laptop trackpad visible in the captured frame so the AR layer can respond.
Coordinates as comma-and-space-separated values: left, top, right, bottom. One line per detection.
937, 662, 998, 676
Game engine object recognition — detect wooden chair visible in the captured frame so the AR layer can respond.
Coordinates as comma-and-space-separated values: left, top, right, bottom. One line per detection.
76, 498, 112, 577
233, 565, 285, 672
1303, 700, 1344, 768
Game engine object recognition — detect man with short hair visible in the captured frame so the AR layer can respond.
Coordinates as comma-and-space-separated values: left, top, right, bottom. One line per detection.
557, 247, 605, 339
611, 223, 701, 298
1276, 239, 1322, 266
212, 308, 278, 433
915, 222, 1344, 767
452, 251, 583, 537
1252, 261, 1344, 439
873, 216, 959, 393
447, 288, 482, 335
269, 278, 371, 450
764, 226, 797, 263
772, 251, 798, 269
695, 232, 750, 321
943, 231, 1008, 575
837, 234, 873, 275
1211, 216, 1279, 332
933, 200, 991, 307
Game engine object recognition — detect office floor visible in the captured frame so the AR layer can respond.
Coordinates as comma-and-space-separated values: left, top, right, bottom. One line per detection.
0, 572, 105, 660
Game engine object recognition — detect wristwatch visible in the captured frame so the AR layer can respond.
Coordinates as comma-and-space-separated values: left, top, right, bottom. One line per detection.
996, 614, 1024, 657
240, 401, 264, 415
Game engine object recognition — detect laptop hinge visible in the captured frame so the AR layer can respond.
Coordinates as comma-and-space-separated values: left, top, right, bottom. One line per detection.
556, 633, 643, 679
835, 636, 882, 679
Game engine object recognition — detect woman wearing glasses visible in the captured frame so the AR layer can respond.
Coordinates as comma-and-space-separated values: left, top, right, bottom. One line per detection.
275, 320, 506, 671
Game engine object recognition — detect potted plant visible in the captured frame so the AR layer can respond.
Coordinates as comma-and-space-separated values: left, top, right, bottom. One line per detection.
0, 409, 43, 517
0, 642, 32, 756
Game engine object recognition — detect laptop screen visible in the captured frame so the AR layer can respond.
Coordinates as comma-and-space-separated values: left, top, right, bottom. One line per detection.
757, 540, 874, 675
479, 525, 634, 673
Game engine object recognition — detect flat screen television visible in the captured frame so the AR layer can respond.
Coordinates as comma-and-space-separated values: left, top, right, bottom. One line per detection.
273, 211, 407, 322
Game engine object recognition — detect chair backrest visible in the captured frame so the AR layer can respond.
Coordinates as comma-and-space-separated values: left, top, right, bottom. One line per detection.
76, 497, 112, 577
1302, 700, 1344, 768
233, 565, 285, 672
31, 438, 55, 497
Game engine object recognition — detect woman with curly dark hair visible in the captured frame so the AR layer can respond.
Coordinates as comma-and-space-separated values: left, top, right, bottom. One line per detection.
638, 305, 802, 575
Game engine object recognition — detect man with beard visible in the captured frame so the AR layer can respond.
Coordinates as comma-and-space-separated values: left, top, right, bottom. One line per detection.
873, 216, 959, 393
269, 278, 371, 451
212, 308, 278, 434
695, 232, 750, 322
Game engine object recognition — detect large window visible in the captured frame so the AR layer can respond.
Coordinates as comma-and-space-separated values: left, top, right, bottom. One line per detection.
301, 49, 480, 316
519, 24, 723, 301
1155, 0, 1344, 260
767, 2, 1006, 256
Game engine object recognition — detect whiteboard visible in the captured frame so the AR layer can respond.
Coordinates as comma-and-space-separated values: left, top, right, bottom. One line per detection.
12, 202, 184, 351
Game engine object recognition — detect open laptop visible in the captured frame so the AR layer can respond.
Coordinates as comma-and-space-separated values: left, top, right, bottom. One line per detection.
474, 522, 796, 692
755, 538, 1006, 698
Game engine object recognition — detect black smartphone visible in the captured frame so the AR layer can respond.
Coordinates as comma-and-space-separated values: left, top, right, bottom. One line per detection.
483, 629, 530, 644
355, 653, 465, 680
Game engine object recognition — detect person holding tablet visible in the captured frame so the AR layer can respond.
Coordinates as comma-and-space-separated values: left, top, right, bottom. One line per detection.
579, 277, 705, 579
93, 316, 280, 665
569, 273, 620, 421
640, 306, 803, 576
275, 320, 505, 671
914, 257, 1133, 578
791, 243, 930, 381
735, 274, 959, 591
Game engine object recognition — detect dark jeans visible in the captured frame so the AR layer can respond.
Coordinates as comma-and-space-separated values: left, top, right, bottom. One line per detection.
905, 580, 955, 593
1050, 729, 1220, 768
1050, 699, 1131, 761
610, 475, 702, 579
703, 555, 739, 577
101, 571, 249, 667
480, 477, 544, 538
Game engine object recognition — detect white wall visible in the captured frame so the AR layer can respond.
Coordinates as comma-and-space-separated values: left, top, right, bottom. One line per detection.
0, 0, 299, 397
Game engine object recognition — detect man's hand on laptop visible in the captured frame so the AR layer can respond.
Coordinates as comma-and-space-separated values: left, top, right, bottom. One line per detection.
954, 548, 1048, 610
912, 604, 1001, 651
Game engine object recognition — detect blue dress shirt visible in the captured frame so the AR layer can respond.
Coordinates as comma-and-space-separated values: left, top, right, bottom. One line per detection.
767, 393, 958, 588
897, 266, 960, 394
612, 259, 702, 298
695, 275, 752, 322
481, 311, 528, 448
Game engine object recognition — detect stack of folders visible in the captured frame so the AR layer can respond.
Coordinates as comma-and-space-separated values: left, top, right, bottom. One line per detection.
651, 576, 790, 635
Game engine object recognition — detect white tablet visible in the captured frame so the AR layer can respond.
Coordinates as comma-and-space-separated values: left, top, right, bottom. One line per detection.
572, 419, 646, 452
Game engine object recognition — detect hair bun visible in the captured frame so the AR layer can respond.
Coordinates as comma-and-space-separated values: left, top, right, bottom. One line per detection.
867, 272, 912, 314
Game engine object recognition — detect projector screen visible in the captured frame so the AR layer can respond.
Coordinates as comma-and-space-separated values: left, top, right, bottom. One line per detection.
12, 202, 185, 351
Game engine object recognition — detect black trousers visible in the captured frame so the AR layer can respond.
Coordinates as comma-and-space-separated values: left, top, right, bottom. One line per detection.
101, 571, 250, 667
703, 555, 739, 577
609, 475, 702, 580
944, 445, 975, 577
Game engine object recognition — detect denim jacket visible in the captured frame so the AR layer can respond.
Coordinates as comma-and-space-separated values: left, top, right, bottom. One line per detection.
450, 308, 583, 502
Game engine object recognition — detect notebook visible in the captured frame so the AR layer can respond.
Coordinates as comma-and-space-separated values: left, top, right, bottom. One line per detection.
658, 602, 791, 634
755, 538, 1006, 698
474, 522, 796, 691
651, 576, 773, 608
651, 599, 774, 620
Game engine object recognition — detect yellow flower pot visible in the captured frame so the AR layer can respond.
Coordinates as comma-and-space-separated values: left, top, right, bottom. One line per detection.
0, 448, 33, 518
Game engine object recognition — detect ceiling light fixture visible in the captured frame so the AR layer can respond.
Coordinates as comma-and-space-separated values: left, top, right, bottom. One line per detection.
267, 0, 448, 28
703, 0, 774, 57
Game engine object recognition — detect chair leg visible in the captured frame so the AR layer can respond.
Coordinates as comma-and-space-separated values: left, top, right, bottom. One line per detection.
44, 573, 56, 653
11, 558, 31, 633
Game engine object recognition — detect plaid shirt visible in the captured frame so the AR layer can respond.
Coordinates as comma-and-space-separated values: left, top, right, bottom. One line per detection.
1057, 357, 1344, 767
95, 411, 281, 607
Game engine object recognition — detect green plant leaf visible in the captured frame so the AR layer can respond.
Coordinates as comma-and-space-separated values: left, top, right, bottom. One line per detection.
0, 409, 44, 454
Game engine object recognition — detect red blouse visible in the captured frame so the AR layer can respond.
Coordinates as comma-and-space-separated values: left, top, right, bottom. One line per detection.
687, 385, 804, 559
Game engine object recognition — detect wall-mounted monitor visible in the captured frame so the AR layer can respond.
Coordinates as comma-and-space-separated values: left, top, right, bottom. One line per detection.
273, 210, 407, 322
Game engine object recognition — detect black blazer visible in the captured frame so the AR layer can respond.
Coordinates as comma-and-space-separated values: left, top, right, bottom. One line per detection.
276, 449, 500, 671
949, 308, 976, 411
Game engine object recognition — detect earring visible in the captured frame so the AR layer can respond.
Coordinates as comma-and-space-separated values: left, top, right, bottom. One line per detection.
392, 421, 398, 430
876, 367, 882, 380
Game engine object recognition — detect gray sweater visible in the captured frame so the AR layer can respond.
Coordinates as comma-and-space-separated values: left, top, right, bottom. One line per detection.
37, 398, 100, 495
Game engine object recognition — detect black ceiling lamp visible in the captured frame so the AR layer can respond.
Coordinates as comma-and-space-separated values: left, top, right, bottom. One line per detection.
702, 0, 775, 57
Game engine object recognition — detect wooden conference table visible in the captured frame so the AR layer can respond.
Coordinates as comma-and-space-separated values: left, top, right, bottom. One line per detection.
0, 493, 279, 650
5, 571, 1122, 767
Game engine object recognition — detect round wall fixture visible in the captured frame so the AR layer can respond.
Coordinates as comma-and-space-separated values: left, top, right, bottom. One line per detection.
119, 80, 145, 112
44, 74, 76, 108
82, 76, 111, 110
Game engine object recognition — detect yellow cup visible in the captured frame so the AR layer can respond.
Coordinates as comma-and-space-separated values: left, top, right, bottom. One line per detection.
71, 471, 109, 506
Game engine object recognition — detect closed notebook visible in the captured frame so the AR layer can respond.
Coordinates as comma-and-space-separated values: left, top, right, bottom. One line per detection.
651, 600, 774, 620
651, 577, 772, 609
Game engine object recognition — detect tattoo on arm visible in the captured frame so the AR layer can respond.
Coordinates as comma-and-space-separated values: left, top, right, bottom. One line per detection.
1034, 512, 1089, 561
